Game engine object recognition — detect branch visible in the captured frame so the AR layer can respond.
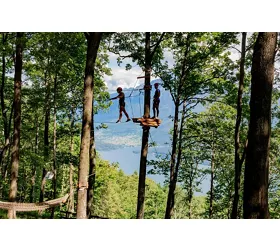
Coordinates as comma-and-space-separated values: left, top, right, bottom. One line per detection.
229, 46, 241, 54
108, 48, 145, 67
185, 100, 200, 112
150, 32, 165, 59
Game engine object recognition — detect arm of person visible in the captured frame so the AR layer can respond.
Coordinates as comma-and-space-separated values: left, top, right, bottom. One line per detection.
110, 92, 123, 100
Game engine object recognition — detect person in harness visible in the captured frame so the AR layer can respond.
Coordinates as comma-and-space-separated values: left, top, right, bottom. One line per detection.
152, 83, 160, 118
110, 87, 131, 123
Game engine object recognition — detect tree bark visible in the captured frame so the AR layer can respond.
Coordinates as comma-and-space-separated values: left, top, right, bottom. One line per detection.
243, 32, 277, 219
51, 73, 58, 219
87, 94, 97, 218
136, 32, 151, 219
165, 100, 186, 218
39, 168, 47, 203
68, 107, 75, 215
40, 70, 50, 202
0, 33, 11, 172
76, 32, 102, 219
231, 32, 247, 219
29, 117, 39, 203
7, 32, 24, 219
43, 70, 50, 161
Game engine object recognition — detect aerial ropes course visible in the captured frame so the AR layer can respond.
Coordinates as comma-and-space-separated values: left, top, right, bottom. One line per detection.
102, 71, 162, 128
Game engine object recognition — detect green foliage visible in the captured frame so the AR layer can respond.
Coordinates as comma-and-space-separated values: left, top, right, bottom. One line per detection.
1, 32, 280, 219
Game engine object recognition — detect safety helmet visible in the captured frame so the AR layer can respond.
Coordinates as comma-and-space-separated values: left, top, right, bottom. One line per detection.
117, 87, 122, 92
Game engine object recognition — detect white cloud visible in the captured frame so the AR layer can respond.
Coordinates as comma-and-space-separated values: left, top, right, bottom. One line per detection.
104, 52, 159, 92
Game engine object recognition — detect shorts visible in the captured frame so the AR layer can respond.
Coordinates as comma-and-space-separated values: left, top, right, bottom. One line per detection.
153, 99, 160, 107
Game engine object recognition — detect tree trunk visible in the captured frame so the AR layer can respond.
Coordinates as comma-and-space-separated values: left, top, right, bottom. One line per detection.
32, 116, 39, 202
188, 160, 198, 219
87, 97, 96, 218
165, 101, 179, 219
165, 100, 186, 218
39, 168, 47, 203
76, 32, 102, 219
67, 107, 75, 215
29, 118, 38, 203
243, 32, 277, 219
209, 147, 215, 219
7, 32, 24, 219
43, 70, 50, 160
51, 73, 58, 219
231, 32, 247, 219
136, 32, 151, 219
0, 33, 11, 173
40, 70, 50, 202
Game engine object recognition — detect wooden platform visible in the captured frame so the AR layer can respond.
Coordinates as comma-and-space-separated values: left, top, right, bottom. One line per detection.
132, 117, 162, 128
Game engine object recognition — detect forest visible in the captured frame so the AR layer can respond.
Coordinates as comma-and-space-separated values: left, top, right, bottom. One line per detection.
0, 32, 279, 219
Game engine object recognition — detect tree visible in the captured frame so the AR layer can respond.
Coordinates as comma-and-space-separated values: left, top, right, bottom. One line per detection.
243, 32, 278, 219
109, 32, 165, 218
156, 32, 237, 218
87, 40, 111, 218
0, 33, 16, 189
231, 32, 247, 219
8, 32, 24, 219
76, 32, 102, 219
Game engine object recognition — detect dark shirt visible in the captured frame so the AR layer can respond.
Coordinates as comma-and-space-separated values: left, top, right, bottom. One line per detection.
154, 89, 160, 101
119, 91, 125, 106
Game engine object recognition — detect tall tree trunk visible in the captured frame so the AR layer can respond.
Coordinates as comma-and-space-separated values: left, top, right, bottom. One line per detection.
51, 73, 58, 219
165, 100, 186, 218
67, 106, 75, 215
0, 33, 11, 172
209, 146, 215, 219
243, 32, 277, 219
40, 70, 50, 202
43, 70, 50, 160
231, 32, 247, 219
1, 104, 13, 181
87, 97, 96, 218
76, 32, 102, 219
7, 32, 24, 219
39, 168, 47, 203
188, 160, 198, 219
30, 116, 39, 203
136, 32, 151, 219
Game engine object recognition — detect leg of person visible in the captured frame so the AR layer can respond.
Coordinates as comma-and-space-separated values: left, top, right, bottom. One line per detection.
152, 101, 156, 118
156, 100, 160, 117
116, 107, 122, 123
122, 107, 131, 122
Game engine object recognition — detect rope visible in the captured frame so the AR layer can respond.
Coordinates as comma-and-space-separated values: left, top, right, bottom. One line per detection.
0, 194, 69, 212
128, 71, 144, 117
149, 132, 160, 157
128, 71, 144, 98
129, 95, 134, 118
139, 90, 142, 115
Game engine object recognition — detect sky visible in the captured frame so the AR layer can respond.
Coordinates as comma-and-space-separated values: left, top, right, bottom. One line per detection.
104, 49, 176, 93
104, 38, 241, 93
